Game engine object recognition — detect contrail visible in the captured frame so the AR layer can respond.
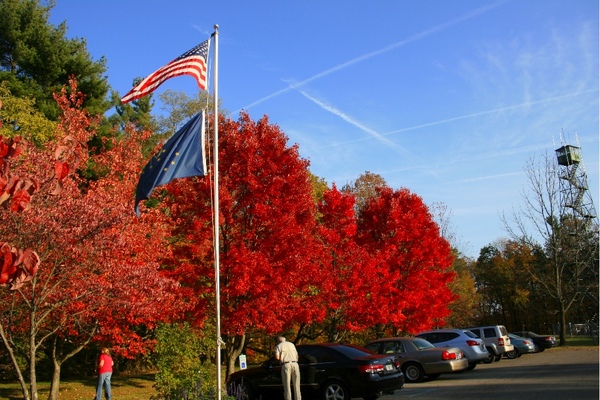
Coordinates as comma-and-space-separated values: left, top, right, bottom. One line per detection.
239, 1, 509, 111
296, 88, 412, 157
317, 89, 599, 149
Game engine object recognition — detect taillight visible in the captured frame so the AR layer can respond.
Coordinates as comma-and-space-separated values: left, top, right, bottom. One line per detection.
442, 350, 457, 360
498, 338, 505, 346
466, 340, 479, 347
358, 364, 385, 374
523, 340, 531, 345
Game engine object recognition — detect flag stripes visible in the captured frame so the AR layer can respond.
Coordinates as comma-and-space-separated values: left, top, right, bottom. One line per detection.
121, 40, 210, 104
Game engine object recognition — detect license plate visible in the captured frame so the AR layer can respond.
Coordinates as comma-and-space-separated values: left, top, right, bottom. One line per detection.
385, 364, 394, 371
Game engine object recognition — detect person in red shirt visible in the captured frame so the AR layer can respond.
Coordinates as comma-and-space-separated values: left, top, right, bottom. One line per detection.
94, 347, 114, 400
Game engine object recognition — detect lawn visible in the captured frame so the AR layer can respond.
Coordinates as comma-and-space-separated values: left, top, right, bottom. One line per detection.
564, 335, 599, 347
0, 374, 157, 400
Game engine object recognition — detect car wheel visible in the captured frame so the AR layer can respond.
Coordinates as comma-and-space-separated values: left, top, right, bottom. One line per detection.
322, 380, 350, 400
482, 351, 494, 364
494, 354, 502, 362
466, 363, 477, 371
403, 362, 425, 383
537, 346, 546, 352
533, 343, 541, 353
505, 350, 518, 359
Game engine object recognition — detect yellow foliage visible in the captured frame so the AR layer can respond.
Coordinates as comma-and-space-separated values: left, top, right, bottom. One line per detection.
0, 83, 57, 146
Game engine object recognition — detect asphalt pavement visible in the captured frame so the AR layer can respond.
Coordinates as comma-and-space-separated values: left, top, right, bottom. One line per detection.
375, 347, 599, 400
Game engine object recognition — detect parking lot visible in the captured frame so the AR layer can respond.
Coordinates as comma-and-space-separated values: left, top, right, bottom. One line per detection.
377, 347, 599, 400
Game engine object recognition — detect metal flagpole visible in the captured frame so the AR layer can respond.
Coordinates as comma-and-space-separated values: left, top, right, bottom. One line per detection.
212, 24, 223, 400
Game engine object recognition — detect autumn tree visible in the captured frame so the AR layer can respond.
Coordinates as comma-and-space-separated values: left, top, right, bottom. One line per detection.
444, 250, 479, 328
311, 185, 386, 342
473, 240, 542, 328
0, 110, 42, 400
160, 112, 326, 378
356, 187, 456, 334
0, 80, 186, 400
342, 171, 387, 212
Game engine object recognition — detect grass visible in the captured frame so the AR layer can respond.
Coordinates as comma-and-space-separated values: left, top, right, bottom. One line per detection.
0, 373, 157, 400
564, 335, 599, 347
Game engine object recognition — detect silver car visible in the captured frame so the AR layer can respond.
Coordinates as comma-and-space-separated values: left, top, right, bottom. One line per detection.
365, 337, 468, 383
505, 333, 535, 358
416, 329, 489, 370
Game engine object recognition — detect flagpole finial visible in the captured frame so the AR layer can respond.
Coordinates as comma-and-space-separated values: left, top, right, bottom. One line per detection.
214, 24, 219, 32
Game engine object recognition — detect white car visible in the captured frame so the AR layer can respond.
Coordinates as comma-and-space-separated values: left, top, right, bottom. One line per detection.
416, 329, 489, 370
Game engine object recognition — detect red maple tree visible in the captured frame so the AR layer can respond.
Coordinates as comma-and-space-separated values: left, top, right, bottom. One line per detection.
162, 112, 326, 376
0, 79, 187, 400
314, 185, 392, 339
357, 187, 456, 334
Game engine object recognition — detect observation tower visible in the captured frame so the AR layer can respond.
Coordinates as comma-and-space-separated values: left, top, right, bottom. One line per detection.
555, 142, 597, 223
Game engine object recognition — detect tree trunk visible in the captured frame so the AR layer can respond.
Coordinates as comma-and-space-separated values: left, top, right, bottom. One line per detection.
48, 358, 62, 400
48, 327, 97, 400
29, 320, 38, 400
0, 323, 31, 400
559, 301, 567, 346
225, 334, 246, 379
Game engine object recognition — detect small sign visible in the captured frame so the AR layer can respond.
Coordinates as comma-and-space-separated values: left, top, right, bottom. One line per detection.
239, 354, 247, 370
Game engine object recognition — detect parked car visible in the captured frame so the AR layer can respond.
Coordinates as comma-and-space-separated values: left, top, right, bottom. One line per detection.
364, 337, 468, 383
415, 329, 489, 370
512, 331, 557, 352
505, 333, 535, 359
465, 325, 514, 363
226, 343, 405, 400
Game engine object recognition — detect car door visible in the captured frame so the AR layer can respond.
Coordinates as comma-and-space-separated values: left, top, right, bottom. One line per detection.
254, 357, 284, 395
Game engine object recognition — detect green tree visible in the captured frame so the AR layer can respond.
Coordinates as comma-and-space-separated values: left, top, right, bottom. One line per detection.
108, 87, 156, 132
154, 89, 224, 135
0, 0, 109, 119
153, 323, 217, 398
0, 83, 56, 145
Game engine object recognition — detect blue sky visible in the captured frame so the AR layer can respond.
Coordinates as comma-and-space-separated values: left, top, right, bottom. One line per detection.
49, 0, 599, 257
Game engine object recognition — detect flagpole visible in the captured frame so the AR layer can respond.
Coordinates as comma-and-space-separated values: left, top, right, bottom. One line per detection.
212, 24, 222, 400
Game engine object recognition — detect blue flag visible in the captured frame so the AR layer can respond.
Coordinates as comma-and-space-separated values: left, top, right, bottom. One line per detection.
135, 111, 207, 216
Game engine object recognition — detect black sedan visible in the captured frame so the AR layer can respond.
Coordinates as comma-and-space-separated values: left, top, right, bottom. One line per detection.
227, 343, 405, 400
511, 331, 557, 352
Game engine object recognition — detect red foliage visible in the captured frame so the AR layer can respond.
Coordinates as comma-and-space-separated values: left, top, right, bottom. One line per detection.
163, 112, 326, 335
315, 185, 390, 331
0, 78, 188, 360
357, 187, 456, 333
161, 112, 458, 340
0, 242, 39, 290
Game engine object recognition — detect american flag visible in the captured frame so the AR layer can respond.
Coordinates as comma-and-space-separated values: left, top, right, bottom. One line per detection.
121, 40, 210, 104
